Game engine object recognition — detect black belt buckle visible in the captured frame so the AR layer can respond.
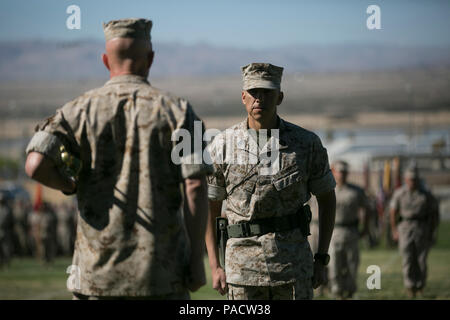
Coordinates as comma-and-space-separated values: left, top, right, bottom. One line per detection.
238, 222, 252, 237
298, 204, 312, 237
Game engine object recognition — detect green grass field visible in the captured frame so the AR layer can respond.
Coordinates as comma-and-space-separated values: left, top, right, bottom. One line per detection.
1, 222, 449, 300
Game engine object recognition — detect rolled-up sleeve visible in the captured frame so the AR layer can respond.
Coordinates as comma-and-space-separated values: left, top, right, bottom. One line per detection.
25, 103, 80, 166
308, 136, 336, 196
26, 131, 64, 166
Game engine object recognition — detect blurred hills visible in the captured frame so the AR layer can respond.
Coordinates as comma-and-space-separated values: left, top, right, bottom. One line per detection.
0, 40, 449, 125
1, 40, 450, 80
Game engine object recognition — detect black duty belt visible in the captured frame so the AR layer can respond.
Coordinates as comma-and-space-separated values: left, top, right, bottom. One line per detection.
227, 205, 311, 238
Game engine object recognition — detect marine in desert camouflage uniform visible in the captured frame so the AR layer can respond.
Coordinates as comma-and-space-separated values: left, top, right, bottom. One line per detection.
28, 202, 57, 264
205, 63, 336, 300
55, 202, 76, 255
25, 18, 211, 299
390, 165, 439, 298
328, 160, 370, 299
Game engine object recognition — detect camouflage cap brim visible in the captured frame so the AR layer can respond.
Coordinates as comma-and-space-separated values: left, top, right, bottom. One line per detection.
241, 63, 283, 91
243, 79, 280, 91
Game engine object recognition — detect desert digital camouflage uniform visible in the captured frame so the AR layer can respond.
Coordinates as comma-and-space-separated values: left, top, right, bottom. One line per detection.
25, 18, 211, 298
208, 116, 336, 300
28, 203, 57, 263
56, 203, 76, 255
390, 182, 439, 292
329, 182, 369, 298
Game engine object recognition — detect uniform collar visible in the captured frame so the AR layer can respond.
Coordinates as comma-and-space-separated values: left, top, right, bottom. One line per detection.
235, 116, 289, 152
104, 74, 150, 86
238, 116, 286, 133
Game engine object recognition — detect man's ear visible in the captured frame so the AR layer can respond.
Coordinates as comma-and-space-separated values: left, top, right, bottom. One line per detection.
101, 53, 110, 71
277, 91, 284, 105
241, 91, 246, 105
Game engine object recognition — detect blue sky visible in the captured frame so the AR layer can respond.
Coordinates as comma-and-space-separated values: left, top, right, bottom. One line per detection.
0, 0, 449, 48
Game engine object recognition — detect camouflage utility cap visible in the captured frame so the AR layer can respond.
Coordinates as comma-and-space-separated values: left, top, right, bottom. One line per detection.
103, 18, 152, 42
404, 163, 420, 179
241, 63, 283, 91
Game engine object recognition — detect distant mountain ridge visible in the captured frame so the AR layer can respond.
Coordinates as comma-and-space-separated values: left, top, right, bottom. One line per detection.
1, 40, 450, 81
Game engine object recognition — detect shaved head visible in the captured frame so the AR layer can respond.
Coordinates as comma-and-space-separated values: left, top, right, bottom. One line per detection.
102, 37, 154, 78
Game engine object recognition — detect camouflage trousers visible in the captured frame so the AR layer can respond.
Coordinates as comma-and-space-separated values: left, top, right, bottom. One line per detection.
328, 230, 359, 298
398, 221, 431, 290
72, 290, 190, 300
227, 279, 313, 300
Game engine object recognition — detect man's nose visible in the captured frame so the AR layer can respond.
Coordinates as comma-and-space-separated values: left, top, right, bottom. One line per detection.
255, 91, 264, 101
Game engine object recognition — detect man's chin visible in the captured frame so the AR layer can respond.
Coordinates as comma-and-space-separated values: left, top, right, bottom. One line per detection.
250, 113, 263, 121
251, 108, 266, 116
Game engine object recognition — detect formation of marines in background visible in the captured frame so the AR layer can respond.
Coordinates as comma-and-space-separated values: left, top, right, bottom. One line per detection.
0, 17, 442, 300
0, 195, 77, 267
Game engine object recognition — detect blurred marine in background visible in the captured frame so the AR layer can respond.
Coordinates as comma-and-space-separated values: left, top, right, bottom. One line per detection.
329, 160, 370, 299
28, 201, 57, 264
24, 18, 212, 299
390, 164, 440, 298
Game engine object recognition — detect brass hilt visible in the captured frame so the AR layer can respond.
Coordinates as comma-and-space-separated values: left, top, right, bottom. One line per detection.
59, 145, 82, 179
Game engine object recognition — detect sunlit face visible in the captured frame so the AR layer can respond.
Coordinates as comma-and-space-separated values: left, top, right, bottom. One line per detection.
241, 88, 283, 122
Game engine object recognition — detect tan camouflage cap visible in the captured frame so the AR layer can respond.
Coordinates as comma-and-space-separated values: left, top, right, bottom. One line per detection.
404, 163, 420, 179
241, 63, 284, 91
103, 18, 152, 42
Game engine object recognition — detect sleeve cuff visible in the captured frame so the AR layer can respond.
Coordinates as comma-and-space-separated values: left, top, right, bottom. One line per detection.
309, 170, 336, 196
25, 131, 63, 166
207, 184, 227, 201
